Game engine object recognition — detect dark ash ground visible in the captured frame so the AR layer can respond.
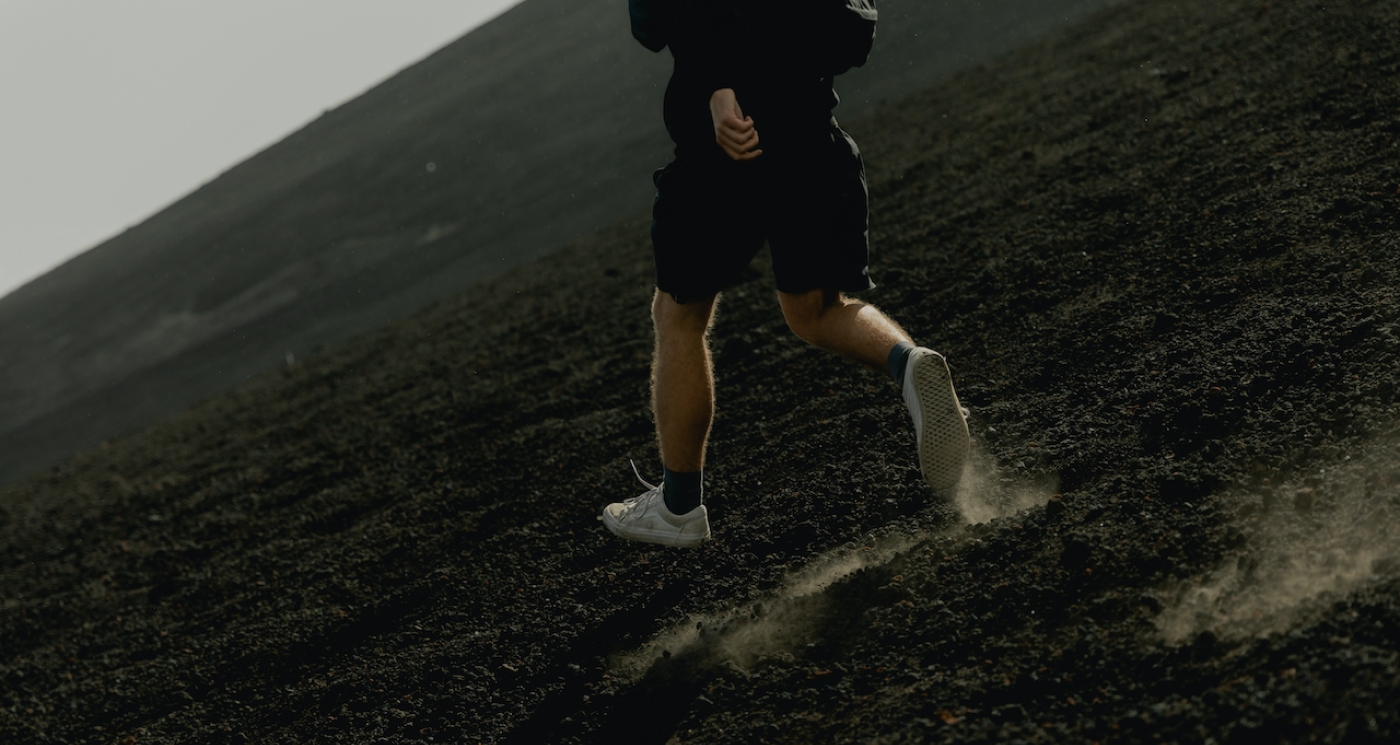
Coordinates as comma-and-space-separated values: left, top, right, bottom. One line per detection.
3, 0, 1400, 742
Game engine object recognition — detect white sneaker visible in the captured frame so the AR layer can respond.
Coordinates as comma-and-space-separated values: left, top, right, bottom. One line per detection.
600, 464, 711, 548
902, 348, 971, 491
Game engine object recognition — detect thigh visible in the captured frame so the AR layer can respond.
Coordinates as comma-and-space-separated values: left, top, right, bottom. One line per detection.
766, 127, 875, 295
651, 157, 766, 303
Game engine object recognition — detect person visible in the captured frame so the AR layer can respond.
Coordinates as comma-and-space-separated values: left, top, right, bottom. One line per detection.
601, 0, 970, 547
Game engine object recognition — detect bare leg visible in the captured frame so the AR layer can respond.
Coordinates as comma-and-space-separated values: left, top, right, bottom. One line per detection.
778, 288, 911, 371
598, 290, 718, 547
652, 290, 719, 472
779, 287, 969, 491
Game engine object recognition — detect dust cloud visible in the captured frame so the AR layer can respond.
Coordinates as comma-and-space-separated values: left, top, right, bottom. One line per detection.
1157, 438, 1400, 644
614, 450, 1058, 680
611, 532, 921, 679
954, 443, 1059, 525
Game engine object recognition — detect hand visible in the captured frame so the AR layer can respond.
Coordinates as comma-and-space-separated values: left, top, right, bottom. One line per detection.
709, 88, 762, 161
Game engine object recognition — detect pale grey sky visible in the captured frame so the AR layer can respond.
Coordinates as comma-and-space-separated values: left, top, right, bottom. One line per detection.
0, 0, 524, 301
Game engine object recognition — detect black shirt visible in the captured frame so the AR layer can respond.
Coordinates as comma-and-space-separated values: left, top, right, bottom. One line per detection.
629, 0, 876, 158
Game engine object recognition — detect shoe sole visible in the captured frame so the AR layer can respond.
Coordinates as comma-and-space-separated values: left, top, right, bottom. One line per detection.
907, 350, 970, 492
600, 509, 711, 548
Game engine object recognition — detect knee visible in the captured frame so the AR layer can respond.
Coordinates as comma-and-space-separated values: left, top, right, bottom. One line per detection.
653, 290, 716, 337
781, 294, 829, 344
784, 311, 817, 343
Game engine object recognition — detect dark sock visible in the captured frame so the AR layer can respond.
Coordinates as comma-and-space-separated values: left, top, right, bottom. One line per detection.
662, 467, 703, 515
888, 341, 916, 388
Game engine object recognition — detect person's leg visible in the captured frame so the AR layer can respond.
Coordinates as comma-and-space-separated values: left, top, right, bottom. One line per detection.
778, 288, 909, 372
652, 289, 719, 473
779, 287, 969, 492
598, 290, 718, 548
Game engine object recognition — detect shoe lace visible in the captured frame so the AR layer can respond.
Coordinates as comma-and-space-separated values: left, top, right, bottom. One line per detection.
623, 460, 663, 518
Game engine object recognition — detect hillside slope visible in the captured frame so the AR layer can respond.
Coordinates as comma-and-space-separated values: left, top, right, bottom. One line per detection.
0, 0, 1118, 486
3, 0, 1399, 742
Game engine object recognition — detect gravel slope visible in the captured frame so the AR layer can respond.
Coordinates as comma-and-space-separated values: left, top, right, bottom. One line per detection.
2, 0, 1399, 742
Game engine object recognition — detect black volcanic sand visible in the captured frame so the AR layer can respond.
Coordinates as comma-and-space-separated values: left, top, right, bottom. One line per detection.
4, 0, 1400, 742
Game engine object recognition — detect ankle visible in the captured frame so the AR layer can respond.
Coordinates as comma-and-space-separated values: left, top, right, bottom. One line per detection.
662, 466, 703, 514
887, 341, 916, 388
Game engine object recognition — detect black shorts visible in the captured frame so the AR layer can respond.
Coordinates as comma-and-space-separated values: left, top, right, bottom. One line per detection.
650, 124, 875, 303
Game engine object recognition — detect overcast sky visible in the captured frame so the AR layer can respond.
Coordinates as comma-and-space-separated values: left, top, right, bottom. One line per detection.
0, 0, 524, 302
